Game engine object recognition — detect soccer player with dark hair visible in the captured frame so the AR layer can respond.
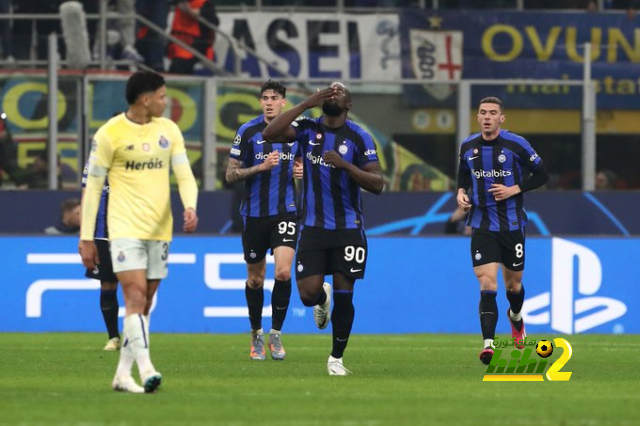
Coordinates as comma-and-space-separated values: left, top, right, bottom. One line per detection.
456, 97, 549, 365
80, 70, 199, 393
263, 82, 384, 375
81, 160, 121, 351
225, 80, 302, 361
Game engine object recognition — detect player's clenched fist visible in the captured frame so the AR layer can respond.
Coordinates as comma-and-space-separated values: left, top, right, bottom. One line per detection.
260, 150, 280, 171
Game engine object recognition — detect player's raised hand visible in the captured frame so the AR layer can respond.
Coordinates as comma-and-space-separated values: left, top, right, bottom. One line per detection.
323, 150, 348, 169
302, 87, 337, 109
183, 207, 198, 233
488, 183, 521, 201
260, 150, 280, 171
79, 240, 100, 269
293, 158, 303, 179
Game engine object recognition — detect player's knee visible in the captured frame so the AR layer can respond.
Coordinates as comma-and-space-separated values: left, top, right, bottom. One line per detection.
478, 275, 497, 291
126, 294, 147, 312
505, 280, 522, 292
274, 267, 291, 281
101, 281, 117, 291
299, 289, 318, 307
247, 277, 264, 289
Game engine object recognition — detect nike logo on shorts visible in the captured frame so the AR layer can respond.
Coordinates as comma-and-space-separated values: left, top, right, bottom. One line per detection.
349, 268, 362, 273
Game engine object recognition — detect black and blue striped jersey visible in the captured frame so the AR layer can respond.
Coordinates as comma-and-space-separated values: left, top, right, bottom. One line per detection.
459, 129, 543, 231
229, 115, 299, 217
81, 160, 109, 239
292, 117, 379, 230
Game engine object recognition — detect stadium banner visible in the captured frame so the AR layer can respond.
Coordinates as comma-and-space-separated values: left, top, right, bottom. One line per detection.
0, 75, 449, 191
215, 12, 401, 81
1, 191, 639, 236
399, 10, 640, 109
1, 236, 636, 335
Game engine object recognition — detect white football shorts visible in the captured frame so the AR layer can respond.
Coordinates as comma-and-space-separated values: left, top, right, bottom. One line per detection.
109, 238, 170, 280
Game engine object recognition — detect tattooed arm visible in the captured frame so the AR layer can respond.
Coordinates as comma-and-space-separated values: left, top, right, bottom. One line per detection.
225, 152, 280, 184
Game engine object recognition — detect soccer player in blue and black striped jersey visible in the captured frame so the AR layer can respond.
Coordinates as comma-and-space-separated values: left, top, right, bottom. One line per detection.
81, 160, 121, 352
226, 81, 302, 362
263, 82, 384, 376
456, 97, 549, 365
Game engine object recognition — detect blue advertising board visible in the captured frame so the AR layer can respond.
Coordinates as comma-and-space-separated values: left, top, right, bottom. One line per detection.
1, 191, 638, 236
1, 236, 635, 335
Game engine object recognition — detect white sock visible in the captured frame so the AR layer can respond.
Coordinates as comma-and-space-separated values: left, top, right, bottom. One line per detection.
115, 329, 135, 377
123, 314, 155, 375
510, 310, 522, 322
328, 355, 342, 363
145, 315, 150, 344
484, 339, 495, 349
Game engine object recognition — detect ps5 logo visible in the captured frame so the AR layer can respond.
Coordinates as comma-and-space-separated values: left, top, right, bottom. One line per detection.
203, 253, 274, 318
25, 253, 195, 317
522, 238, 627, 334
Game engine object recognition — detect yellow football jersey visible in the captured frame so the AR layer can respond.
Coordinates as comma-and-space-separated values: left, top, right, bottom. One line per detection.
87, 113, 193, 241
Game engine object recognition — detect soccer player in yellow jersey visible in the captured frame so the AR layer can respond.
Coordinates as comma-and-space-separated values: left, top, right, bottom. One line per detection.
79, 71, 199, 394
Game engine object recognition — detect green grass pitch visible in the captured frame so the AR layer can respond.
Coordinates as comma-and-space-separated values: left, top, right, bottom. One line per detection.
1, 333, 638, 425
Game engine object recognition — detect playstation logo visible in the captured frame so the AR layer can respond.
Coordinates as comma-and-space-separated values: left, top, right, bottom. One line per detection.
522, 238, 627, 334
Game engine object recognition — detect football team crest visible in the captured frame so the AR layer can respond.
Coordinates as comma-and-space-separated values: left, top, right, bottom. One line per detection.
338, 145, 348, 155
409, 28, 463, 82
159, 135, 169, 149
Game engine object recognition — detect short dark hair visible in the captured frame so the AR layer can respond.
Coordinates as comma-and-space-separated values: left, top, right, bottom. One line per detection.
478, 97, 503, 112
260, 80, 286, 98
60, 198, 80, 215
125, 71, 165, 105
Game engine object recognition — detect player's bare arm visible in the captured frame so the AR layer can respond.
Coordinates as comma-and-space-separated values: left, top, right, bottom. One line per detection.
225, 152, 280, 184
262, 87, 336, 142
323, 151, 384, 194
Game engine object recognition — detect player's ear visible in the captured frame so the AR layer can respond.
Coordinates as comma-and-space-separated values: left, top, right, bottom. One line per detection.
499, 114, 505, 123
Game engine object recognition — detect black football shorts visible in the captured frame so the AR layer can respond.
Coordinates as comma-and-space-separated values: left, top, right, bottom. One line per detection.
241, 213, 298, 263
296, 226, 368, 280
85, 239, 118, 282
470, 228, 526, 271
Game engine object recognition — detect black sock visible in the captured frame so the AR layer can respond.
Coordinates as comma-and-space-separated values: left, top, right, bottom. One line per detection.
479, 290, 498, 342
245, 282, 264, 331
100, 289, 120, 339
506, 285, 525, 331
506, 285, 525, 314
271, 279, 292, 331
314, 287, 327, 306
331, 290, 355, 359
